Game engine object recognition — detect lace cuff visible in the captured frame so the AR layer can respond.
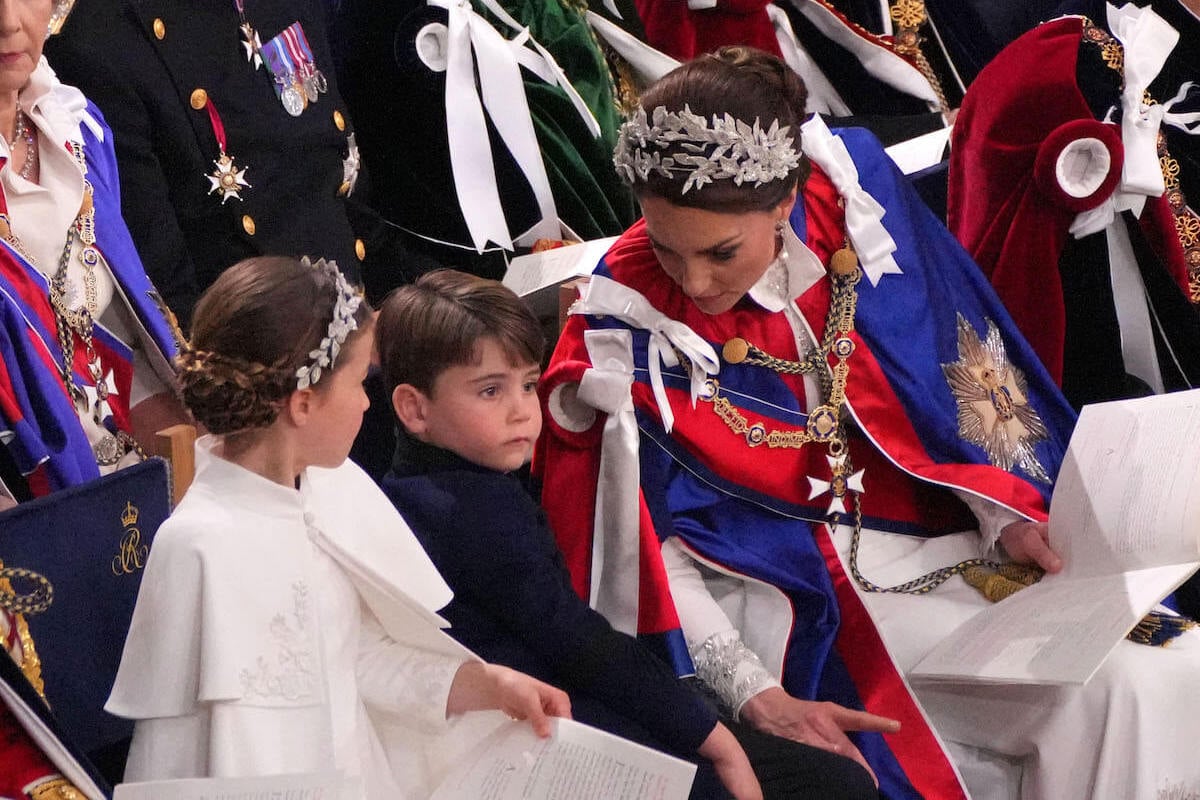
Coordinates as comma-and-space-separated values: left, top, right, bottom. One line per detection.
952, 488, 1023, 554
690, 632, 781, 720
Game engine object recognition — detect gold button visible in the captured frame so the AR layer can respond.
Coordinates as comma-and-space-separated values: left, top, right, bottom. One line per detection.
152, 18, 166, 39
355, 238, 366, 261
241, 215, 256, 235
189, 88, 208, 110
333, 110, 345, 131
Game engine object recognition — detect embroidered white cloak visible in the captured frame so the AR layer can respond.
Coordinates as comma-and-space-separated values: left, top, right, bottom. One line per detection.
107, 438, 503, 798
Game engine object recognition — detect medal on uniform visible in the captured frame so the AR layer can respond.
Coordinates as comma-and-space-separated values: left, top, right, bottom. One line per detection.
280, 83, 306, 116
240, 23, 263, 69
287, 22, 328, 102
208, 152, 251, 202
262, 25, 313, 117
234, 0, 262, 69
195, 96, 251, 202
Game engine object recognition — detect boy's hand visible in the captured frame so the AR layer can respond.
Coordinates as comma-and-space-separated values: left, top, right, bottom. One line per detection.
698, 722, 763, 800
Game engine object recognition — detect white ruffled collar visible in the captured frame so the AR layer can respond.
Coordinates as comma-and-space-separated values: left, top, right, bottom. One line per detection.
14, 57, 101, 154
746, 223, 827, 313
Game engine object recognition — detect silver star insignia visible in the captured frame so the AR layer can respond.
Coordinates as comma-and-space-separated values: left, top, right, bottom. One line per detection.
341, 133, 360, 197
941, 313, 1052, 483
207, 153, 251, 203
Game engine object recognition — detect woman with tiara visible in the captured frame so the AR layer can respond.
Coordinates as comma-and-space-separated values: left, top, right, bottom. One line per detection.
536, 45, 1200, 800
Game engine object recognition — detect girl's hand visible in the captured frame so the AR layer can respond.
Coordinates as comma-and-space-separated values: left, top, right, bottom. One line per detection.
447, 662, 572, 737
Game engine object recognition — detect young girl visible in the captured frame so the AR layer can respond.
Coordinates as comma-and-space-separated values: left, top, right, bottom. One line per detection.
107, 256, 570, 798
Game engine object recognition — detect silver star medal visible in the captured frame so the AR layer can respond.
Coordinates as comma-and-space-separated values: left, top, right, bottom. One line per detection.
207, 153, 251, 203
339, 133, 360, 197
241, 23, 263, 70
807, 454, 865, 516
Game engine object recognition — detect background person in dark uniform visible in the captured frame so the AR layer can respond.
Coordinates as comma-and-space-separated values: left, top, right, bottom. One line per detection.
44, 0, 429, 329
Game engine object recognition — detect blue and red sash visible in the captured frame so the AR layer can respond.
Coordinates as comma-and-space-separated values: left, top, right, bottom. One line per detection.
0, 102, 177, 496
536, 127, 1077, 799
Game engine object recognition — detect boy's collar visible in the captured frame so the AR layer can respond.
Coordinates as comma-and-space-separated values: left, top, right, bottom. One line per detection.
390, 428, 494, 478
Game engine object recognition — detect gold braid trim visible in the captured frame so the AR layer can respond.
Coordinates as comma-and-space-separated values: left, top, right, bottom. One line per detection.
0, 558, 48, 699
14, 613, 44, 699
806, 0, 949, 113
1082, 19, 1200, 302
28, 777, 86, 800
845, 493, 999, 595
888, 0, 949, 113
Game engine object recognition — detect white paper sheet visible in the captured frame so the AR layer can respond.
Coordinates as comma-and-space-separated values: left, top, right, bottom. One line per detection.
884, 126, 951, 175
430, 717, 696, 800
502, 238, 616, 318
113, 772, 347, 800
911, 389, 1200, 685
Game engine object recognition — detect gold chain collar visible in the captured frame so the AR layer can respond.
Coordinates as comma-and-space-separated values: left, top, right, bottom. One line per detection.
700, 242, 860, 453
1, 140, 145, 467
695, 243, 1009, 597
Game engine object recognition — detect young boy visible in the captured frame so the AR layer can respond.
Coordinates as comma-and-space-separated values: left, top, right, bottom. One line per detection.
376, 270, 877, 800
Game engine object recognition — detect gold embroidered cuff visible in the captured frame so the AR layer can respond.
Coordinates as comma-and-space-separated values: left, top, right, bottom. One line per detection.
28, 777, 85, 800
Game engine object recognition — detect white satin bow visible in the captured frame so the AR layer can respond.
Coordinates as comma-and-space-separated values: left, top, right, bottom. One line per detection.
573, 276, 720, 433
800, 115, 902, 286
1070, 3, 1181, 237
577, 329, 641, 634
429, 0, 601, 252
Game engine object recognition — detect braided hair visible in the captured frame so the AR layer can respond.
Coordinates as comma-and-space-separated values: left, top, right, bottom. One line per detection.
177, 256, 372, 434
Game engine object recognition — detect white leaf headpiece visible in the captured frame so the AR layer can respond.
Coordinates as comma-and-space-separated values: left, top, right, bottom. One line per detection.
294, 257, 363, 391
613, 105, 801, 195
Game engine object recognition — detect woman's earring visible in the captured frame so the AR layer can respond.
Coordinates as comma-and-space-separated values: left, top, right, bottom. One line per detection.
774, 218, 789, 267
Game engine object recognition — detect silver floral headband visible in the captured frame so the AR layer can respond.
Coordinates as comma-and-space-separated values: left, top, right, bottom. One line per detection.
294, 257, 363, 390
613, 105, 801, 195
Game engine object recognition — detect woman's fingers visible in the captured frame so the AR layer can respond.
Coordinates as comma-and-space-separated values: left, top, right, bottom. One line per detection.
830, 705, 902, 733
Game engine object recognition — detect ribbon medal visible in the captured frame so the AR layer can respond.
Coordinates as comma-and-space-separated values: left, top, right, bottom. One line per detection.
197, 97, 251, 203
234, 0, 262, 69
262, 22, 324, 116
288, 23, 327, 101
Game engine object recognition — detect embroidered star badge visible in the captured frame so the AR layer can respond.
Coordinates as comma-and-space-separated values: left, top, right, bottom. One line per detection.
807, 454, 865, 516
241, 23, 263, 70
941, 313, 1052, 483
339, 133, 360, 197
207, 153, 251, 203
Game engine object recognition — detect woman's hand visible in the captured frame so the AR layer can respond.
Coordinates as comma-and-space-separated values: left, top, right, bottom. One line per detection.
697, 722, 763, 800
739, 687, 899, 786
999, 520, 1062, 574
447, 662, 572, 737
